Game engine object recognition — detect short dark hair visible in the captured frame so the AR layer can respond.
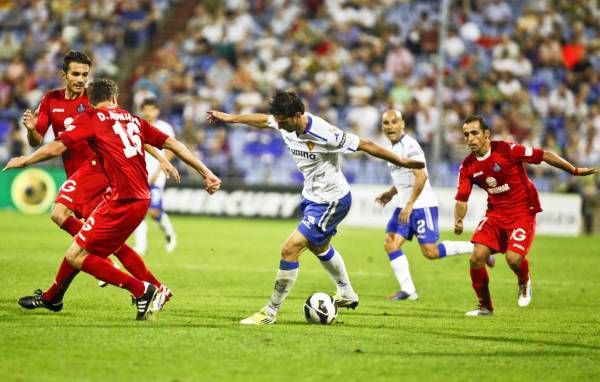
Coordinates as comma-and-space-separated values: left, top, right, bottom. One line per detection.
140, 98, 159, 109
268, 90, 305, 117
62, 50, 92, 73
463, 115, 489, 131
88, 78, 118, 106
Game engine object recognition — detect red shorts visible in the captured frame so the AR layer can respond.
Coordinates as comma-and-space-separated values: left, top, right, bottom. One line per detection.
55, 160, 110, 219
471, 213, 536, 256
75, 198, 150, 256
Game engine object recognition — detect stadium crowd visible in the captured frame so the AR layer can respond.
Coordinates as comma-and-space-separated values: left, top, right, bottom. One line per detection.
1, 0, 599, 199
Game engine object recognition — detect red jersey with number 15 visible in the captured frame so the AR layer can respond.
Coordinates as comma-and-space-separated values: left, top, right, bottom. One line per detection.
35, 89, 94, 177
60, 106, 169, 201
455, 141, 545, 217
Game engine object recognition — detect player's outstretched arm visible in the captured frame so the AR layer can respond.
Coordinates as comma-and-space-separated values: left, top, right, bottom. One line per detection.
206, 111, 271, 129
144, 144, 180, 183
162, 137, 221, 194
542, 151, 598, 176
22, 109, 44, 147
454, 201, 468, 235
357, 138, 424, 169
2, 140, 67, 172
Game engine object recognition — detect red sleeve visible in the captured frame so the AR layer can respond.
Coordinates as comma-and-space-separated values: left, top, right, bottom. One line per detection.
141, 119, 169, 148
454, 164, 473, 202
507, 141, 544, 164
60, 112, 94, 148
35, 94, 51, 136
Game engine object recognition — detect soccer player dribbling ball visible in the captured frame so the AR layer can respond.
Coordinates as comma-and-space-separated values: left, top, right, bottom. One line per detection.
5, 78, 221, 320
453, 115, 597, 316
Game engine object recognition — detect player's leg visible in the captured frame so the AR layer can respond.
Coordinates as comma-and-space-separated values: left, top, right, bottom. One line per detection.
240, 229, 307, 325
383, 207, 417, 300
466, 244, 494, 316
505, 217, 535, 307
133, 218, 149, 255
301, 193, 358, 308
149, 186, 176, 253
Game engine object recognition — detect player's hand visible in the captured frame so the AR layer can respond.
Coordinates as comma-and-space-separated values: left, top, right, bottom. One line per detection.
204, 173, 222, 194
399, 202, 413, 224
401, 158, 425, 169
454, 218, 464, 235
375, 191, 393, 207
206, 110, 234, 124
22, 109, 37, 131
160, 161, 180, 183
574, 167, 599, 176
2, 156, 28, 172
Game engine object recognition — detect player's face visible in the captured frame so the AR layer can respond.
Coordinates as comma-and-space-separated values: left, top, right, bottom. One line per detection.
274, 113, 302, 132
463, 121, 490, 156
142, 105, 160, 122
381, 111, 404, 143
63, 62, 90, 97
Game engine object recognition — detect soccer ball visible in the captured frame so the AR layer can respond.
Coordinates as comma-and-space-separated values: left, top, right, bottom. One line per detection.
303, 292, 337, 324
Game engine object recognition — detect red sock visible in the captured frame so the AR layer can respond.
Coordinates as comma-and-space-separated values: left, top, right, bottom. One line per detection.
81, 255, 145, 297
113, 245, 162, 287
516, 258, 530, 285
43, 258, 79, 303
60, 216, 83, 237
470, 267, 493, 311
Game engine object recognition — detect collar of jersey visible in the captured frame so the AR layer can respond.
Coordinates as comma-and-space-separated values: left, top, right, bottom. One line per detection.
475, 147, 492, 161
300, 115, 313, 136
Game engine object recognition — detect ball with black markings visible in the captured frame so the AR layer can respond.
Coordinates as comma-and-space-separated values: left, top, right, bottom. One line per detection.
304, 292, 337, 324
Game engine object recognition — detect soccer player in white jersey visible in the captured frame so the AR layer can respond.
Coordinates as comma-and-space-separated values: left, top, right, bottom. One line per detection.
206, 90, 425, 325
133, 98, 177, 255
375, 110, 494, 300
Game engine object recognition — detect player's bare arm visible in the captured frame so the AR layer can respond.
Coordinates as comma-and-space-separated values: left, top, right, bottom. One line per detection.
357, 138, 425, 169
144, 144, 180, 183
206, 111, 271, 129
375, 186, 398, 207
399, 169, 427, 224
3, 140, 67, 171
542, 151, 598, 176
162, 137, 221, 194
23, 109, 44, 147
454, 201, 468, 235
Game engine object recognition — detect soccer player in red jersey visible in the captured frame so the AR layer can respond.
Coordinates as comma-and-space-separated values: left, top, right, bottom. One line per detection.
20, 51, 177, 311
5, 78, 222, 320
453, 115, 597, 316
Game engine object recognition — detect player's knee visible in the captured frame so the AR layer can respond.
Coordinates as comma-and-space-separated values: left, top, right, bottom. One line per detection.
505, 252, 522, 267
148, 208, 161, 220
50, 206, 69, 226
281, 243, 300, 262
383, 237, 398, 253
469, 253, 486, 267
422, 247, 438, 260
65, 249, 85, 269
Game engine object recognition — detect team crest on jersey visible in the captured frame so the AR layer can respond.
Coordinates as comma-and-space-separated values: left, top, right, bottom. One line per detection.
77, 104, 86, 113
306, 141, 315, 151
486, 177, 497, 187
493, 162, 501, 172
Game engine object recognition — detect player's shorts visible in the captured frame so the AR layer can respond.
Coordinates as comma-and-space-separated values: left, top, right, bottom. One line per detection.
297, 192, 352, 246
75, 198, 150, 256
471, 213, 536, 256
386, 206, 439, 244
149, 185, 164, 211
55, 160, 110, 219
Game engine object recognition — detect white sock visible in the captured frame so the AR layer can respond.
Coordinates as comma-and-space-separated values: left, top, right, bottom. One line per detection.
389, 250, 416, 294
266, 260, 299, 315
316, 246, 355, 296
134, 220, 148, 254
156, 212, 175, 239
438, 241, 474, 258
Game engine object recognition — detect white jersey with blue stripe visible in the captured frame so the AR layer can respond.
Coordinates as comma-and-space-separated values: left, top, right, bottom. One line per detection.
388, 134, 438, 209
268, 113, 360, 203
145, 119, 175, 189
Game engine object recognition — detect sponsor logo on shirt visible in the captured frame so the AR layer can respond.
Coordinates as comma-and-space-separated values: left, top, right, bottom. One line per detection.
337, 132, 347, 148
487, 184, 510, 194
52, 108, 65, 112
289, 147, 317, 160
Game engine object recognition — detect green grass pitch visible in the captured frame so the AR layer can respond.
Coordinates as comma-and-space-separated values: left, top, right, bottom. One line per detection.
1, 210, 599, 381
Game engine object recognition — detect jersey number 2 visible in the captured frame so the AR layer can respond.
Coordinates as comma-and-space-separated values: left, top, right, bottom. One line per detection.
113, 121, 142, 158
